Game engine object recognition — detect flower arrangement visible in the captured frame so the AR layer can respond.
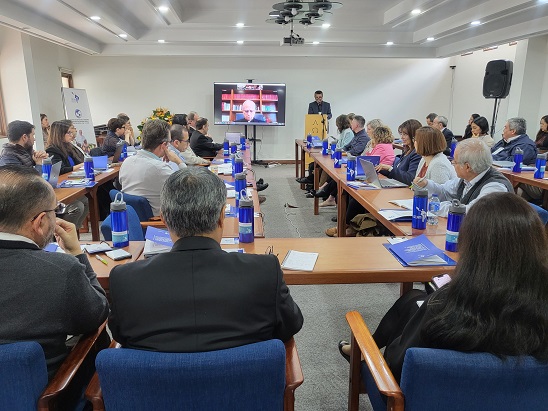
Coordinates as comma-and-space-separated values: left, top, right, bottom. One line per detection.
137, 107, 173, 132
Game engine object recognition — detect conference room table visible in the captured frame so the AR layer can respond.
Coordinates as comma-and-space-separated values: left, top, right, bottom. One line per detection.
88, 236, 458, 295
497, 166, 548, 207
55, 166, 120, 241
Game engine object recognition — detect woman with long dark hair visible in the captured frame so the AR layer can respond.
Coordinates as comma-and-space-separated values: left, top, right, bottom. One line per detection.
339, 193, 548, 381
462, 113, 480, 139
534, 115, 548, 148
46, 120, 85, 175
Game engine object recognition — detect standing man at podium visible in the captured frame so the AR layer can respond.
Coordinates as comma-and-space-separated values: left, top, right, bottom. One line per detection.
308, 90, 332, 120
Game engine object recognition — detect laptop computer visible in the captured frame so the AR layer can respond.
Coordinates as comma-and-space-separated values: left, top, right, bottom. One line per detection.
110, 142, 124, 164
358, 159, 408, 188
47, 161, 62, 188
225, 132, 241, 144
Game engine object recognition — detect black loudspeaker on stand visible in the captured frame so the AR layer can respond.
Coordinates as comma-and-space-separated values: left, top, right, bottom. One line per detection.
483, 59, 513, 137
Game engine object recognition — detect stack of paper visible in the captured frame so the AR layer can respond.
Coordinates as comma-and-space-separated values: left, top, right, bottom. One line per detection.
388, 199, 414, 210
385, 235, 456, 267
143, 227, 173, 258
281, 250, 319, 271
378, 209, 413, 221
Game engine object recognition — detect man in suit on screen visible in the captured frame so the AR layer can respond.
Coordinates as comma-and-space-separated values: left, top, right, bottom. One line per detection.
308, 90, 332, 120
234, 100, 266, 123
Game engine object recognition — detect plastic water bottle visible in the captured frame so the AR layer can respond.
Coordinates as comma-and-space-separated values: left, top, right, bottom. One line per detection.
513, 147, 524, 172
334, 148, 343, 168
84, 156, 95, 181
412, 187, 428, 230
41, 157, 52, 181
322, 140, 328, 155
121, 144, 128, 161
234, 173, 246, 208
427, 194, 440, 225
534, 153, 546, 179
230, 142, 238, 155
330, 143, 337, 159
240, 135, 246, 151
306, 134, 312, 149
446, 200, 466, 252
230, 154, 236, 177
238, 196, 254, 243
110, 192, 129, 248
234, 157, 244, 175
223, 139, 229, 156
347, 155, 356, 181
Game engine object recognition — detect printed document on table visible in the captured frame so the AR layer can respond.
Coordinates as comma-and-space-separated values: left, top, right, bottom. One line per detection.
281, 250, 319, 271
388, 199, 414, 210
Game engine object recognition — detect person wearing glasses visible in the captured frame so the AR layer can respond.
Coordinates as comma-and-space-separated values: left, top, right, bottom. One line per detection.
119, 119, 186, 216
101, 117, 127, 157
308, 90, 332, 120
0, 165, 108, 379
169, 124, 210, 166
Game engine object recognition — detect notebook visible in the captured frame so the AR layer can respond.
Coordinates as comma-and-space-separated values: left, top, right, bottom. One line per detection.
385, 235, 457, 267
357, 159, 407, 188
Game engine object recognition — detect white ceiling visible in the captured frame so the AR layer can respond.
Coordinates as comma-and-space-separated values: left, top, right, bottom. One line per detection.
2, 0, 548, 58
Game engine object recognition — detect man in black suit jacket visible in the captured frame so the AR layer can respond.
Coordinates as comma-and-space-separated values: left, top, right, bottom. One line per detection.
109, 167, 303, 353
433, 115, 454, 156
189, 117, 223, 158
308, 90, 332, 120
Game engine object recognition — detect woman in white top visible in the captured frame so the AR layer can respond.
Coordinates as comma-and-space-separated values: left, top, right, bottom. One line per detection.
414, 126, 456, 184
471, 116, 495, 147
335, 114, 354, 149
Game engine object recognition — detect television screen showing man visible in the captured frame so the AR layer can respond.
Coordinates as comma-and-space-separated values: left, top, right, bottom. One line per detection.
234, 100, 266, 123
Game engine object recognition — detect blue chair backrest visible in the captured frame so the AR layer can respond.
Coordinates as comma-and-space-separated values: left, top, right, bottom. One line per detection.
109, 190, 153, 221
96, 340, 286, 411
0, 341, 48, 410
101, 204, 144, 241
399, 348, 548, 411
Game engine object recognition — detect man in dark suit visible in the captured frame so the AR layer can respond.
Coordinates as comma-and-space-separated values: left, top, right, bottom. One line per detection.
433, 115, 454, 156
307, 90, 332, 120
234, 100, 266, 123
108, 167, 303, 352
189, 118, 223, 157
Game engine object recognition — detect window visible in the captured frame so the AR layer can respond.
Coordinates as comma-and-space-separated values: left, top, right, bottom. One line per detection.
61, 72, 73, 88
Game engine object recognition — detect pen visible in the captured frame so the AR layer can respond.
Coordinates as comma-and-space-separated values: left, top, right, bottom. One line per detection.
95, 255, 108, 265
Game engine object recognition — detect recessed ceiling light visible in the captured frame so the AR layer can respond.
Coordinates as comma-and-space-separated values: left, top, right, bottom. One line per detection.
427, 37, 435, 41
411, 9, 421, 15
237, 40, 244, 44
312, 41, 320, 45
90, 16, 101, 21
158, 6, 169, 13
158, 39, 165, 43
236, 23, 245, 28
471, 20, 481, 26
119, 34, 127, 38
322, 23, 331, 28
386, 41, 394, 45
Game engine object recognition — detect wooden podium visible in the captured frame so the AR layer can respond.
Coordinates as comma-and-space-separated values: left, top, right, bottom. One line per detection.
303, 114, 328, 169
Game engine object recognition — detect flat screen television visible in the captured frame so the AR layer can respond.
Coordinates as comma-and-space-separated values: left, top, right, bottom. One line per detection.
213, 82, 286, 126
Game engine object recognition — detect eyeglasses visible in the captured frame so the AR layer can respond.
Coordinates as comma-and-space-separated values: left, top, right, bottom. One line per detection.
31, 202, 67, 221
265, 246, 278, 257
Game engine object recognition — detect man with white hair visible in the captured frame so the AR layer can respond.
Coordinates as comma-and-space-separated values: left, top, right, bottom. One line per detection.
491, 117, 537, 165
432, 115, 454, 156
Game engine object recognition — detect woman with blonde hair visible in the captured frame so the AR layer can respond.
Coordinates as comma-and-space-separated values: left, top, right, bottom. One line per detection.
363, 125, 395, 166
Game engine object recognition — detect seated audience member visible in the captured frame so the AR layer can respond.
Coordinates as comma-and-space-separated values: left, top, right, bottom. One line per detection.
339, 192, 548, 382
425, 112, 437, 127
0, 165, 108, 378
119, 119, 185, 216
0, 120, 47, 167
117, 113, 135, 146
363, 126, 395, 166
344, 115, 369, 156
187, 111, 200, 135
46, 120, 85, 174
109, 167, 303, 351
534, 115, 548, 148
172, 113, 188, 127
41, 113, 50, 146
462, 113, 480, 139
413, 138, 512, 216
491, 117, 537, 164
432, 115, 454, 155
0, 121, 88, 229
170, 124, 210, 165
334, 114, 354, 150
101, 117, 127, 157
190, 118, 222, 158
470, 116, 494, 147
414, 126, 457, 183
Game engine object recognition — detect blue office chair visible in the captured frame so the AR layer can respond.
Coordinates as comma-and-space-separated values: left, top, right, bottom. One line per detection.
346, 311, 548, 411
87, 339, 304, 411
108, 190, 154, 221
101, 204, 144, 241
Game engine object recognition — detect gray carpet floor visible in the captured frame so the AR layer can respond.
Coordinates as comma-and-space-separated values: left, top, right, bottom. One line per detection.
254, 164, 401, 411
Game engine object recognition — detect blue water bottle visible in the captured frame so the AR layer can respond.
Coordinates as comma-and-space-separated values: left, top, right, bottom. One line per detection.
347, 155, 356, 181
121, 144, 128, 161
512, 147, 524, 172
84, 156, 95, 181
450, 137, 458, 158
306, 134, 312, 149
41, 157, 52, 181
223, 138, 229, 156
322, 140, 328, 155
110, 192, 129, 248
238, 196, 254, 243
534, 153, 546, 179
334, 148, 343, 168
230, 142, 238, 155
446, 200, 466, 252
234, 157, 244, 175
234, 173, 246, 208
330, 143, 337, 159
230, 154, 236, 177
412, 187, 428, 230
240, 135, 246, 151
